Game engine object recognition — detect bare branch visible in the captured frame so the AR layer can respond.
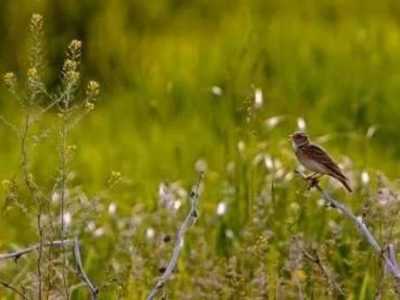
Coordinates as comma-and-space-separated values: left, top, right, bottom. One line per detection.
296, 170, 400, 291
147, 173, 204, 300
302, 248, 344, 296
0, 238, 98, 299
72, 238, 99, 300
0, 278, 29, 300
0, 239, 74, 261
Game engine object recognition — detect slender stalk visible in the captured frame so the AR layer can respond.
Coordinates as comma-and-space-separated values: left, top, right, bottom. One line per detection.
0, 240, 74, 261
73, 238, 99, 300
296, 170, 400, 293
59, 109, 69, 299
303, 248, 344, 296
21, 111, 44, 300
0, 238, 98, 298
146, 173, 204, 300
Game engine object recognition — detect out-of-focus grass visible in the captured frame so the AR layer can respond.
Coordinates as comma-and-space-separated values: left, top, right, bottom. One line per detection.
1, 1, 400, 299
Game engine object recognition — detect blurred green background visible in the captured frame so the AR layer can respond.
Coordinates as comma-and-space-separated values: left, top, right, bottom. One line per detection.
1, 0, 400, 299
1, 0, 400, 186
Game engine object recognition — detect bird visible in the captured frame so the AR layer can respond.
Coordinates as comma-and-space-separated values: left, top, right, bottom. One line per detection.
290, 131, 352, 192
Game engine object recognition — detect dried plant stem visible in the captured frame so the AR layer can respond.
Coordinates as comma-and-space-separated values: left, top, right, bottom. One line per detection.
0, 238, 98, 298
296, 170, 400, 293
303, 249, 344, 296
0, 240, 74, 261
20, 111, 45, 300
146, 173, 204, 300
0, 278, 28, 300
59, 111, 69, 299
73, 238, 99, 300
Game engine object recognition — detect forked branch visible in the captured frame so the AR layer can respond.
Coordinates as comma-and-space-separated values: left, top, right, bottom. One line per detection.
0, 238, 98, 299
296, 170, 400, 292
147, 173, 204, 300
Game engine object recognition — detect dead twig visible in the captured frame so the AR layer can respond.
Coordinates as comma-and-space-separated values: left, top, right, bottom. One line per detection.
73, 237, 99, 300
0, 238, 98, 298
0, 239, 74, 261
296, 170, 400, 293
302, 248, 344, 296
146, 173, 204, 300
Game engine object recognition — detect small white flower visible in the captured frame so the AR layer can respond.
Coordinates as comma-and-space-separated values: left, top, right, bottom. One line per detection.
297, 117, 306, 130
211, 86, 222, 96
195, 159, 208, 173
63, 212, 72, 226
146, 227, 155, 239
317, 198, 326, 207
361, 171, 370, 185
108, 202, 117, 215
225, 229, 234, 239
51, 192, 60, 203
356, 215, 363, 223
87, 221, 96, 231
173, 200, 182, 210
254, 88, 263, 108
276, 169, 284, 178
366, 126, 377, 139
265, 116, 283, 129
94, 227, 105, 237
238, 141, 245, 153
216, 202, 227, 216
377, 187, 395, 206
264, 155, 274, 170
253, 153, 264, 166
179, 238, 185, 248
284, 172, 294, 182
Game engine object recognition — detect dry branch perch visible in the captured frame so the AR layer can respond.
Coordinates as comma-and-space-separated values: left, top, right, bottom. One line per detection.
0, 239, 74, 261
296, 170, 400, 291
0, 238, 98, 299
147, 173, 204, 300
73, 237, 99, 300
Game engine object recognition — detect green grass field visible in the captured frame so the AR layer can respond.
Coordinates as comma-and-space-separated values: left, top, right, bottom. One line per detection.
1, 1, 400, 299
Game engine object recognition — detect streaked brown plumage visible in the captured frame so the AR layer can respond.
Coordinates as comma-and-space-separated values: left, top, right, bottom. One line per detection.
291, 131, 352, 192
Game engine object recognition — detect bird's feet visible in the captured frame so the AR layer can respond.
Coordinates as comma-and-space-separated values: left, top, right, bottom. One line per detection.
306, 176, 320, 190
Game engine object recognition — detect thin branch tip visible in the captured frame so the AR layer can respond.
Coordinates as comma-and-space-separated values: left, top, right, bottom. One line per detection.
146, 174, 204, 300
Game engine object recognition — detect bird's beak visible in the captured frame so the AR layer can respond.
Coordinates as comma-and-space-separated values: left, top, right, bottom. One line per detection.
288, 134, 293, 140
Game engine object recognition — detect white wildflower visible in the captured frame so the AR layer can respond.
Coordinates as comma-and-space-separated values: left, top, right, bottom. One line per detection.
265, 116, 283, 129
94, 227, 105, 237
225, 229, 235, 239
108, 202, 117, 215
264, 155, 274, 170
195, 159, 208, 173
297, 117, 306, 130
216, 202, 227, 216
63, 212, 72, 226
361, 171, 370, 185
87, 221, 96, 232
146, 227, 155, 239
254, 88, 263, 108
211, 86, 222, 96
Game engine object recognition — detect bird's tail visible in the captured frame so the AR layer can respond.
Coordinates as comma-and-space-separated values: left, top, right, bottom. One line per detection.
337, 176, 352, 193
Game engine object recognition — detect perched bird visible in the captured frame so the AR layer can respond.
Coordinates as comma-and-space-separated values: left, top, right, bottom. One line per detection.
290, 131, 352, 192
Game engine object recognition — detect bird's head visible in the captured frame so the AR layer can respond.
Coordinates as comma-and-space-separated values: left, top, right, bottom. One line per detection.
290, 131, 310, 147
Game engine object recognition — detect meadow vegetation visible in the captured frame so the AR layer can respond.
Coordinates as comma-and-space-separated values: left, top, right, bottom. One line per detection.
1, 1, 400, 299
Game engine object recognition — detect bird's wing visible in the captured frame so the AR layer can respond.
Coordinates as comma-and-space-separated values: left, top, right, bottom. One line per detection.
306, 144, 347, 180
